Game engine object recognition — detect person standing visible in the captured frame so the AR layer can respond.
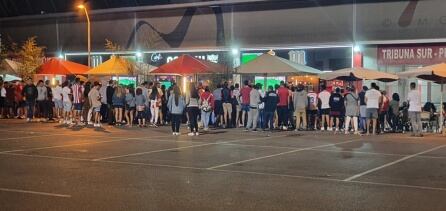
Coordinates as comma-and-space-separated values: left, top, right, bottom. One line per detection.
199, 87, 214, 131
344, 86, 360, 135
318, 84, 331, 131
149, 86, 161, 127
365, 83, 382, 135
329, 87, 344, 133
61, 81, 73, 125
379, 90, 390, 133
257, 83, 265, 129
22, 78, 38, 122
168, 85, 186, 135
358, 86, 368, 133
112, 86, 126, 126
276, 81, 290, 131
263, 85, 278, 130
36, 80, 48, 122
239, 80, 252, 127
292, 84, 308, 131
307, 88, 319, 130
212, 84, 223, 127
88, 82, 102, 128
135, 88, 147, 128
106, 80, 116, 125
388, 93, 400, 132
125, 86, 136, 127
71, 78, 84, 125
221, 82, 232, 128
246, 84, 261, 132
407, 82, 423, 137
186, 85, 200, 136
232, 83, 241, 127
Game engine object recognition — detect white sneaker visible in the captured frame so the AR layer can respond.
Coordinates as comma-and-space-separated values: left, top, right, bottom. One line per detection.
204, 128, 209, 131
26, 118, 31, 122
172, 132, 176, 135
195, 132, 199, 136
328, 127, 333, 131
88, 121, 93, 125
321, 127, 325, 131
283, 126, 288, 131
188, 132, 195, 136
93, 124, 98, 127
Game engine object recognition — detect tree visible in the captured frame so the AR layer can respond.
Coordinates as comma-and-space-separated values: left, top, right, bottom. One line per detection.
105, 39, 122, 52
17, 37, 45, 78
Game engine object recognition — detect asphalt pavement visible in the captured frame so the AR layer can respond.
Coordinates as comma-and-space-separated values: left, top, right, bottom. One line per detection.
0, 119, 445, 211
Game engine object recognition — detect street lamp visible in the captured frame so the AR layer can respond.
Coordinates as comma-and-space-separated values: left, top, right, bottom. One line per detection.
77, 4, 91, 67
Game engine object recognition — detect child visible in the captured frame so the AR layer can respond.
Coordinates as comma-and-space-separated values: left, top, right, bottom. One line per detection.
135, 88, 146, 127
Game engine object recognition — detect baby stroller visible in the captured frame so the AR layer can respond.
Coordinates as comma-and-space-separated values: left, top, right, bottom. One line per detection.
398, 102, 411, 133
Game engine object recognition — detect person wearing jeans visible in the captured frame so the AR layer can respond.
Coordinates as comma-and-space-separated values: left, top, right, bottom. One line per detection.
407, 82, 423, 137
262, 86, 278, 130
200, 87, 214, 131
276, 82, 290, 130
22, 78, 38, 122
167, 86, 185, 136
246, 84, 261, 131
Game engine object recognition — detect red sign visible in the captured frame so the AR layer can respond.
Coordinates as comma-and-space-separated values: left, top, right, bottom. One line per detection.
378, 45, 446, 65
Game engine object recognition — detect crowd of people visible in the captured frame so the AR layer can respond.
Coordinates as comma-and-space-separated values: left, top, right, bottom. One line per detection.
0, 77, 444, 137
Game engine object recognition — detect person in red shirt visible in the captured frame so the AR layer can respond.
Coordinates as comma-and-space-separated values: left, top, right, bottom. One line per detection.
379, 90, 390, 133
239, 80, 252, 127
276, 81, 290, 130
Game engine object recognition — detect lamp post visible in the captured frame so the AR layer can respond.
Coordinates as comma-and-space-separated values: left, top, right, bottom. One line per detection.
77, 4, 91, 67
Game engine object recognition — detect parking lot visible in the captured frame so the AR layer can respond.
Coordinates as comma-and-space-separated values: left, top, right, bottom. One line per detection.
1, 120, 446, 210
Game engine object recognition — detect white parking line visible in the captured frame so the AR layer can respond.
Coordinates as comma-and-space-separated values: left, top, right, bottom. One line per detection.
344, 144, 446, 182
93, 135, 288, 161
0, 134, 61, 141
3, 148, 446, 193
310, 148, 446, 160
207, 139, 360, 170
0, 187, 71, 198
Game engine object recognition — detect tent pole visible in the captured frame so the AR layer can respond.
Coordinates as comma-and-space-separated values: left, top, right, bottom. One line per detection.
441, 82, 444, 135
264, 73, 267, 91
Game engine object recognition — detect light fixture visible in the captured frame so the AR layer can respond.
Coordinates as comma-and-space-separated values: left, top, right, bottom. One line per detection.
136, 51, 143, 58
353, 45, 361, 53
58, 54, 64, 59
231, 48, 239, 56
77, 4, 85, 9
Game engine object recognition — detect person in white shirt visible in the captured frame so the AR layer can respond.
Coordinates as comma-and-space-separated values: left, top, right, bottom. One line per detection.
365, 83, 382, 135
52, 80, 63, 119
318, 84, 331, 131
61, 81, 73, 124
407, 82, 422, 137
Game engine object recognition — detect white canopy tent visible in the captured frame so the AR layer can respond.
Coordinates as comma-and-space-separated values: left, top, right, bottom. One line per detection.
320, 67, 399, 82
235, 53, 321, 90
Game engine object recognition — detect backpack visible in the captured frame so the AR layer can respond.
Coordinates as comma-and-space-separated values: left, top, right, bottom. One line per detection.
201, 95, 212, 112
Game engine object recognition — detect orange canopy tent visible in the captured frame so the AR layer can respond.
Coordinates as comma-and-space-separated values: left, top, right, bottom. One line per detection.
36, 58, 89, 75
150, 54, 225, 75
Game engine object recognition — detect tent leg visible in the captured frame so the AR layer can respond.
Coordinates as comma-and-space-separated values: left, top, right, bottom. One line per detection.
441, 83, 445, 135
264, 74, 267, 91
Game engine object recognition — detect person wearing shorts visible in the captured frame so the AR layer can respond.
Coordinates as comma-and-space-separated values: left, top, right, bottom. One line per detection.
329, 87, 344, 133
318, 84, 331, 131
212, 84, 223, 127
365, 83, 382, 135
61, 81, 73, 124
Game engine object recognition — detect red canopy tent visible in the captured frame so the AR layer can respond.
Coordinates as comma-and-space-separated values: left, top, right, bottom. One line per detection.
36, 58, 89, 75
150, 54, 225, 75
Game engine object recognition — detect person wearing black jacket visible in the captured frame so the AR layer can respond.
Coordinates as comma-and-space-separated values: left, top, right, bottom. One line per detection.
22, 78, 38, 122
106, 80, 115, 125
329, 87, 344, 133
45, 80, 54, 121
262, 85, 278, 130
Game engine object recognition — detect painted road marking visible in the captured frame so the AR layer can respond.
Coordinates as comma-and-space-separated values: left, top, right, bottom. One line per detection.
92, 135, 288, 161
206, 139, 360, 170
343, 144, 446, 181
0, 187, 71, 198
